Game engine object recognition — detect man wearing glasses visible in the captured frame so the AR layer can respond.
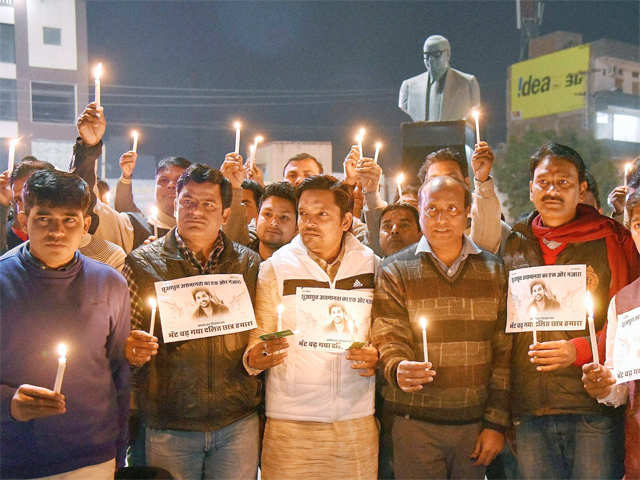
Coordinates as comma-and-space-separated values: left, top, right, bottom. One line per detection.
399, 35, 480, 122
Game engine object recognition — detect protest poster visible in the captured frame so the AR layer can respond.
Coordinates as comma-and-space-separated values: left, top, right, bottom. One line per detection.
506, 265, 586, 333
154, 274, 256, 343
295, 287, 373, 353
613, 306, 640, 384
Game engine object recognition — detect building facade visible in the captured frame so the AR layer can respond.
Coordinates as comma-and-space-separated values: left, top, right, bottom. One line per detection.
1, 0, 88, 170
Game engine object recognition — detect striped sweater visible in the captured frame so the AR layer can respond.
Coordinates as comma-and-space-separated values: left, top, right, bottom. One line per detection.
371, 243, 511, 431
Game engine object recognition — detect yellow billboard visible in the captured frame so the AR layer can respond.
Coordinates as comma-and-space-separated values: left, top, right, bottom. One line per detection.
510, 44, 590, 120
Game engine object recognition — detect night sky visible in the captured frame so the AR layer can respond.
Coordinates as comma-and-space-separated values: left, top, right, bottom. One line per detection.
87, 0, 640, 176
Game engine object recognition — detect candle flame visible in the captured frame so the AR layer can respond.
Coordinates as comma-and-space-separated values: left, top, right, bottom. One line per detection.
148, 297, 157, 308
585, 291, 594, 317
277, 304, 285, 315
9, 137, 19, 148
93, 63, 103, 80
57, 343, 67, 358
419, 316, 427, 329
249, 144, 256, 153
375, 141, 382, 149
254, 135, 264, 145
625, 162, 632, 175
397, 173, 405, 185
359, 127, 366, 137
233, 121, 241, 129
131, 130, 139, 140
471, 108, 480, 120
104, 191, 112, 204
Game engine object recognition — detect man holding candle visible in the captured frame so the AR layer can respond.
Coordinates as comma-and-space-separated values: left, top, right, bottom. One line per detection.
243, 175, 379, 479
0, 169, 130, 479
371, 175, 511, 479
122, 164, 262, 480
503, 143, 639, 479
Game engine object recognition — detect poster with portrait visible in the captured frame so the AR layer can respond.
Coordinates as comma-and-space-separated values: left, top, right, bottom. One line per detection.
506, 265, 586, 333
613, 307, 640, 384
296, 287, 373, 353
154, 274, 256, 343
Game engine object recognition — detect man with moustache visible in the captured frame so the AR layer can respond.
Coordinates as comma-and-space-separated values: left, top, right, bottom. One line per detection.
378, 203, 423, 257
503, 143, 639, 479
244, 175, 379, 479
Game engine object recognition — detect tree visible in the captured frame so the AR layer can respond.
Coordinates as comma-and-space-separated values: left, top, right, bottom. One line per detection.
493, 128, 619, 221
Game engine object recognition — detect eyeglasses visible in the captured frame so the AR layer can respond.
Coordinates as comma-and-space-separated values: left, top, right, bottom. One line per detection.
423, 50, 446, 60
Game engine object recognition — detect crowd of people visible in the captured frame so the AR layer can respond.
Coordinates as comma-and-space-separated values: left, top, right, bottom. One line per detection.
1, 101, 640, 480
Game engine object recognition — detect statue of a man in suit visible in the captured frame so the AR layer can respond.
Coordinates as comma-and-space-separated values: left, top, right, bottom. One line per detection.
399, 35, 480, 122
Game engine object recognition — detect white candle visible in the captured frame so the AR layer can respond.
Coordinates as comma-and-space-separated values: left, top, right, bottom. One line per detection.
248, 144, 256, 171
529, 306, 538, 345
419, 317, 428, 363
357, 127, 366, 159
277, 303, 285, 332
233, 121, 241, 154
150, 206, 159, 238
586, 292, 599, 365
93, 63, 102, 107
148, 297, 157, 338
251, 135, 263, 170
373, 142, 382, 164
624, 163, 632, 188
472, 109, 481, 145
7, 138, 18, 175
53, 343, 67, 394
396, 173, 405, 200
131, 130, 139, 153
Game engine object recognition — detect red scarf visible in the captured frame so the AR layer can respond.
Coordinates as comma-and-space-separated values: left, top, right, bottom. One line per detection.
531, 204, 640, 366
531, 204, 639, 297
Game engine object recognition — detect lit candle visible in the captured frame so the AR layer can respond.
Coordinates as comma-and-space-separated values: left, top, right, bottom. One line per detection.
131, 130, 139, 153
93, 63, 103, 107
373, 142, 382, 164
251, 135, 263, 170
53, 343, 67, 394
248, 144, 256, 171
277, 303, 285, 332
586, 292, 599, 365
471, 108, 481, 145
233, 121, 242, 154
7, 138, 19, 175
357, 127, 366, 159
419, 317, 428, 363
148, 297, 157, 337
396, 173, 405, 200
529, 306, 538, 345
150, 206, 159, 238
624, 162, 632, 188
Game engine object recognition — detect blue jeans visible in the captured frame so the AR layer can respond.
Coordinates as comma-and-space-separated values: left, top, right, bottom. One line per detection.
515, 414, 624, 479
146, 413, 259, 480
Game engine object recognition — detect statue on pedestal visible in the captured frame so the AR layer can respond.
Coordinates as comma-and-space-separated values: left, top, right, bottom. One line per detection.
399, 35, 480, 122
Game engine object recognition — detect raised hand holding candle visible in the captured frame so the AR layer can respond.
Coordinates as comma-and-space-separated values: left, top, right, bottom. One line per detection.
471, 108, 481, 145
625, 163, 632, 188
529, 306, 538, 345
233, 121, 242, 154
93, 63, 103, 107
277, 303, 285, 332
7, 138, 19, 175
150, 206, 159, 238
586, 292, 599, 365
131, 130, 139, 153
419, 317, 429, 363
396, 173, 405, 199
148, 297, 157, 337
373, 142, 382, 164
53, 343, 67, 393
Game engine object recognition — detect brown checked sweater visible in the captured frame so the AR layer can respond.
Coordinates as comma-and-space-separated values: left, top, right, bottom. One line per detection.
371, 244, 511, 431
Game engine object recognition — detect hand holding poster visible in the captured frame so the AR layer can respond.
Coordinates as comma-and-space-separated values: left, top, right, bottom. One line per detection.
296, 287, 373, 353
613, 306, 640, 384
154, 274, 256, 343
507, 265, 586, 333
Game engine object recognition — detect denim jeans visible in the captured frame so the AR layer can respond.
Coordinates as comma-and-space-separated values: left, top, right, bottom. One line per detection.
146, 413, 259, 480
514, 413, 624, 479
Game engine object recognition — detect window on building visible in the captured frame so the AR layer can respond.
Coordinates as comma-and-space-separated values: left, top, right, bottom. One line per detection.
42, 27, 61, 46
0, 23, 16, 63
613, 113, 640, 143
633, 72, 639, 79
615, 78, 624, 90
633, 83, 639, 96
0, 78, 17, 120
31, 82, 76, 124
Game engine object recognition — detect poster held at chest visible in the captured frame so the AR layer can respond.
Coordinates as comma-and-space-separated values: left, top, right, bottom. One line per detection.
154, 274, 256, 343
507, 265, 586, 333
613, 306, 640, 384
296, 287, 373, 353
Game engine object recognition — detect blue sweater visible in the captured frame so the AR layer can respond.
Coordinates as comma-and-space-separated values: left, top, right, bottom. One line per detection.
0, 244, 130, 478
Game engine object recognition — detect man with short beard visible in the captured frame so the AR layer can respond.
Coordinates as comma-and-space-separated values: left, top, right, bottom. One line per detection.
248, 181, 297, 260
